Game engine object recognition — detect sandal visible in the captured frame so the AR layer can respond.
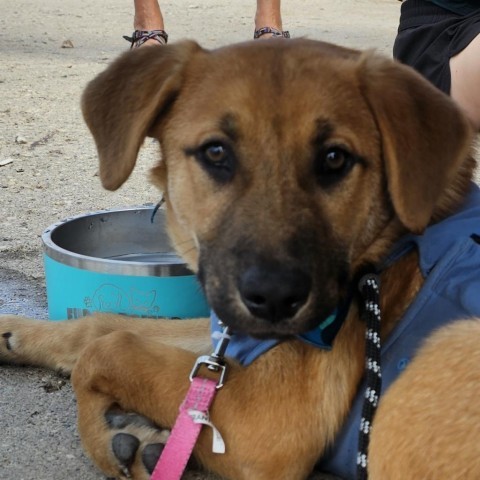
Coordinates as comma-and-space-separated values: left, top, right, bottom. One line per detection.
123, 29, 168, 48
253, 27, 290, 39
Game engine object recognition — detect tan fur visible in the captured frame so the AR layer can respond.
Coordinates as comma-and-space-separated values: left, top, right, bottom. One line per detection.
369, 320, 480, 479
1, 39, 479, 479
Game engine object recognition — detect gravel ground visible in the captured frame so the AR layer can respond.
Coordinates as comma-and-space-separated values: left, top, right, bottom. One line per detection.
0, 0, 478, 479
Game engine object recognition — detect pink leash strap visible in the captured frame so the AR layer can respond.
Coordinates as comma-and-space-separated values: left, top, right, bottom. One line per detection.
150, 324, 232, 480
150, 377, 217, 480
150, 377, 218, 480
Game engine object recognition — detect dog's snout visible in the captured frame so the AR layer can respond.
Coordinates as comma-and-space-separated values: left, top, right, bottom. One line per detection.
239, 264, 311, 323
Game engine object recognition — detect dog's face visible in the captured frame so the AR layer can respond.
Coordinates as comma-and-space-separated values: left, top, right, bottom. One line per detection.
82, 39, 472, 338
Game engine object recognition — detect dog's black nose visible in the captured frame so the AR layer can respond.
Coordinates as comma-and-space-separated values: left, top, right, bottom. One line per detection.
239, 264, 311, 322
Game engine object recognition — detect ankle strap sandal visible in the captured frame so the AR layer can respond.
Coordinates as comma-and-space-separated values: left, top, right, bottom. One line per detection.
123, 29, 168, 48
253, 27, 290, 39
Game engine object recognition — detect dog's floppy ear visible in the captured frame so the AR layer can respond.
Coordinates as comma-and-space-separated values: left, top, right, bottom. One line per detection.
81, 40, 203, 190
359, 54, 473, 232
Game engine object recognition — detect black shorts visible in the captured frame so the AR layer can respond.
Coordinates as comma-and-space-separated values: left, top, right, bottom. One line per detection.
393, 0, 480, 94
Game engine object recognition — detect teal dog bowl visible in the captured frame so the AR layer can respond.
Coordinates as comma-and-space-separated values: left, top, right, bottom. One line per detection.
42, 206, 209, 321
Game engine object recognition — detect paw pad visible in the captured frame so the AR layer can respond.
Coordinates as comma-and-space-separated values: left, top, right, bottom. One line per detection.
112, 432, 140, 473
106, 407, 170, 477
106, 408, 158, 430
142, 443, 164, 474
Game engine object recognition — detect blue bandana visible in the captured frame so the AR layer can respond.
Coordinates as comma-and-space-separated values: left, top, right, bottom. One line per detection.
210, 297, 351, 366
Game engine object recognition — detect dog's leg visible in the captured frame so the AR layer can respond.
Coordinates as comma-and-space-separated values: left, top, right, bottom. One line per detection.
369, 319, 480, 479
0, 314, 210, 373
72, 331, 343, 480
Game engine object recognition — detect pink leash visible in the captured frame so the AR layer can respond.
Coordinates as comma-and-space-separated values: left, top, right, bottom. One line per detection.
150, 325, 231, 480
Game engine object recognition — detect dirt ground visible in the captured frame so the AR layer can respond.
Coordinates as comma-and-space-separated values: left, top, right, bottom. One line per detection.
0, 0, 477, 479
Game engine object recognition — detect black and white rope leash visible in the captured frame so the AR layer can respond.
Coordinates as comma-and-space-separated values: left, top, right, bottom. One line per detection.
357, 273, 382, 480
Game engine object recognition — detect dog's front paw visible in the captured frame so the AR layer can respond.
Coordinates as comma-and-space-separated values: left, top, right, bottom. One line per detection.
105, 406, 173, 479
0, 314, 72, 372
0, 315, 33, 363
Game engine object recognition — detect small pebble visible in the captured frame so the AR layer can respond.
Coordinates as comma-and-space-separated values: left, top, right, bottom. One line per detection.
61, 39, 74, 48
15, 135, 28, 144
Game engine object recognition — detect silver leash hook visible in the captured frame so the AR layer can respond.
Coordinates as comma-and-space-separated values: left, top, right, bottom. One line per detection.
189, 325, 232, 389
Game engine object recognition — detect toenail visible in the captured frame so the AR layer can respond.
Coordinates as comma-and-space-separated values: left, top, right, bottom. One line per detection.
142, 443, 164, 474
112, 433, 140, 471
2, 332, 12, 350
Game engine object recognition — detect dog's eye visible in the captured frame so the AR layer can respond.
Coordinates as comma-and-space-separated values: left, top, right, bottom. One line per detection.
192, 141, 236, 183
204, 144, 227, 163
315, 147, 356, 187
325, 149, 348, 171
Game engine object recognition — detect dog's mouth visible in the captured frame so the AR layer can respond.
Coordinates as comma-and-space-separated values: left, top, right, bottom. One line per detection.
199, 257, 350, 339
210, 297, 345, 340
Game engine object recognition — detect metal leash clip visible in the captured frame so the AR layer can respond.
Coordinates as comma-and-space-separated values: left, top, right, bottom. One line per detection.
189, 324, 232, 389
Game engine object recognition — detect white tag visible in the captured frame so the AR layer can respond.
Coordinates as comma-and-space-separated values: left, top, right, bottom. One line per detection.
188, 410, 226, 454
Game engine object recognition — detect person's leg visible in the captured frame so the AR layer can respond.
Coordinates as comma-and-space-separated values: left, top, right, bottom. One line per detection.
129, 0, 167, 47
450, 33, 480, 130
134, 0, 164, 31
254, 0, 289, 38
255, 0, 283, 31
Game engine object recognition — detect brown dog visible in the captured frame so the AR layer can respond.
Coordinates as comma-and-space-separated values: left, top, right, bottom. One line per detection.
1, 39, 480, 479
